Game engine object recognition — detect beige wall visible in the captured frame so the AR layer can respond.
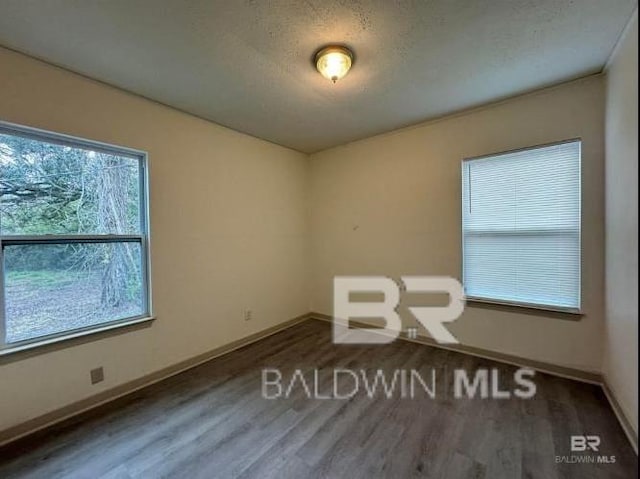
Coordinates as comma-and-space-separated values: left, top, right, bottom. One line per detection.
310, 76, 605, 372
0, 47, 310, 432
604, 12, 638, 435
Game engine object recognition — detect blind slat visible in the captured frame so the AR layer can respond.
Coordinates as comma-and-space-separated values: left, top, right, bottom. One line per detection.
462, 141, 581, 310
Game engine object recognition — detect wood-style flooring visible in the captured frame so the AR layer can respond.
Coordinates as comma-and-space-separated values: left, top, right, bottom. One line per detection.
0, 319, 637, 478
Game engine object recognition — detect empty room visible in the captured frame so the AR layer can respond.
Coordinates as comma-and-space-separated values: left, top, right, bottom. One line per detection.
0, 1, 638, 478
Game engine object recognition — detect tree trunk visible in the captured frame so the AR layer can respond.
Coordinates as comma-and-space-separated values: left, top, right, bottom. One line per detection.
96, 155, 134, 308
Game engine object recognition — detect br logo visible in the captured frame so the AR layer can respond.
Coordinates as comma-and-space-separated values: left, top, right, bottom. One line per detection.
333, 276, 465, 345
571, 435, 601, 452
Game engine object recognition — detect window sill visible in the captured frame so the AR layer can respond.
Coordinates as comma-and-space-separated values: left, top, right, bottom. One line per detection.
0, 316, 155, 359
466, 296, 583, 319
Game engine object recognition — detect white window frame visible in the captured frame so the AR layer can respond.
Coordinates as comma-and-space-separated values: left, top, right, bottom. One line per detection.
461, 139, 582, 314
0, 121, 153, 355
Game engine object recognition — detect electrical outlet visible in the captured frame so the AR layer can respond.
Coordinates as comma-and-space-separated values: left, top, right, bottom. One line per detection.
90, 367, 104, 385
244, 309, 252, 321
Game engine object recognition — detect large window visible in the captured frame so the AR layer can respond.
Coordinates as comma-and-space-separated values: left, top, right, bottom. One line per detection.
0, 122, 150, 350
462, 140, 581, 312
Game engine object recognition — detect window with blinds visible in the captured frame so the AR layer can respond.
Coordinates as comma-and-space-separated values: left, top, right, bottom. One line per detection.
462, 140, 581, 312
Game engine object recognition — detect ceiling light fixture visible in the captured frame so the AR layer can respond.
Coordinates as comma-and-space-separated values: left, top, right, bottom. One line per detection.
315, 45, 353, 83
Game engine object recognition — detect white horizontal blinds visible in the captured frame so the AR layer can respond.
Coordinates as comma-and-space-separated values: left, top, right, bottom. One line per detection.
462, 141, 581, 309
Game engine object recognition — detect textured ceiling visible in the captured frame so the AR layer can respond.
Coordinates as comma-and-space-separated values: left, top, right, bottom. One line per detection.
0, 0, 636, 153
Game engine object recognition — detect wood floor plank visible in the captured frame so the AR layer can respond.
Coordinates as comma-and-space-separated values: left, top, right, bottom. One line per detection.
0, 319, 636, 478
